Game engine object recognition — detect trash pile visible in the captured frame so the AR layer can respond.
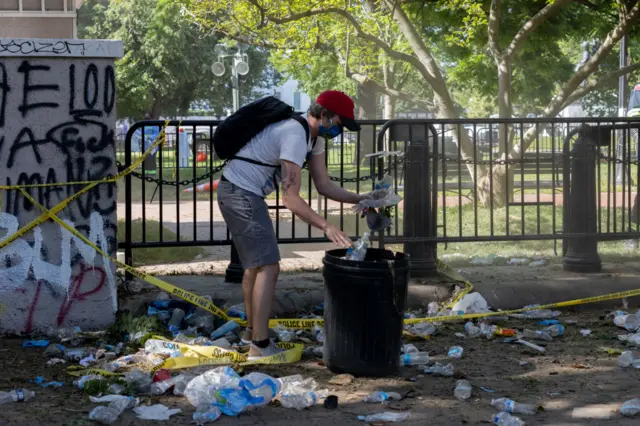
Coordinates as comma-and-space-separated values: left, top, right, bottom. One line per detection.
11, 266, 640, 423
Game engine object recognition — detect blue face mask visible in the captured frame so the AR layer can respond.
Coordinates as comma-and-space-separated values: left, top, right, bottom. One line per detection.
319, 118, 343, 139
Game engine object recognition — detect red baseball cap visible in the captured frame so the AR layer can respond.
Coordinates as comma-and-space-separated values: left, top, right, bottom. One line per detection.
316, 90, 361, 131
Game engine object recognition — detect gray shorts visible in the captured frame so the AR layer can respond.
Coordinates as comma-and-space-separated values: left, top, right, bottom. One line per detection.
217, 179, 280, 269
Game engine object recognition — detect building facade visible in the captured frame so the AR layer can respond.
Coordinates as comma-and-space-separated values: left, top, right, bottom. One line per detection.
0, 0, 83, 39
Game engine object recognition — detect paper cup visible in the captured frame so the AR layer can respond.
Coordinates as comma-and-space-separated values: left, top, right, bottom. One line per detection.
614, 313, 640, 331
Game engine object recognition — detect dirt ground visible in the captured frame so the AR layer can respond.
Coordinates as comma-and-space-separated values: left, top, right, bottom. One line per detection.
1, 309, 640, 426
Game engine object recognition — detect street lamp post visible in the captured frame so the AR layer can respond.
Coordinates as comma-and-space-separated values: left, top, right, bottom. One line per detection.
212, 44, 250, 283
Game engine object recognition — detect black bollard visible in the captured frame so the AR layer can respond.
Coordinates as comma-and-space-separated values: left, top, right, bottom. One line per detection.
563, 126, 607, 273
402, 127, 438, 278
225, 241, 244, 283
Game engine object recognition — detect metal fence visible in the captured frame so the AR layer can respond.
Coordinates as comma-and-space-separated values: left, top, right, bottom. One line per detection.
118, 117, 640, 274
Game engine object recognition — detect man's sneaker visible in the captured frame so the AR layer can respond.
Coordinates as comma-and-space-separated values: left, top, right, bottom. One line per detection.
241, 328, 253, 345
248, 342, 284, 360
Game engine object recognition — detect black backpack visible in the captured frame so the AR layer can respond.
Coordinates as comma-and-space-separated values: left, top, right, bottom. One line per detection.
213, 96, 310, 168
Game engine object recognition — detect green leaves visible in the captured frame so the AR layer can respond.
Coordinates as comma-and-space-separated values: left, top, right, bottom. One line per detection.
78, 0, 274, 119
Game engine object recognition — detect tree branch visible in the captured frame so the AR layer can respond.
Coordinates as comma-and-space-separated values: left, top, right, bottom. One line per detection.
348, 70, 433, 111
381, 0, 455, 114
504, 0, 573, 61
487, 0, 501, 60
261, 7, 422, 69
561, 62, 640, 109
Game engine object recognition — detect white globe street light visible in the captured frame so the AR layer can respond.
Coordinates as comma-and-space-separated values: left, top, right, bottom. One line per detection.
213, 44, 250, 112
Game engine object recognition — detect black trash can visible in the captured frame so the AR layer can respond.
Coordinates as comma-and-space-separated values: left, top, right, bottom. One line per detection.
323, 248, 409, 377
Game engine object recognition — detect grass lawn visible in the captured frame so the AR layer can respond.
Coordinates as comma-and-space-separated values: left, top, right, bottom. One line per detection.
117, 219, 204, 266
323, 202, 640, 262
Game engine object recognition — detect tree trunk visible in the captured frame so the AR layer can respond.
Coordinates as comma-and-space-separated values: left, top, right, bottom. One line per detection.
476, 59, 514, 208
355, 80, 379, 162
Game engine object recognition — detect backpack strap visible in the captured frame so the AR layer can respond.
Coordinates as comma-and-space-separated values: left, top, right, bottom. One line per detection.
231, 113, 312, 169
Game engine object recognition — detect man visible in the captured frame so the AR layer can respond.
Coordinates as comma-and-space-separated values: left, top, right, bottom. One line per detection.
217, 90, 369, 359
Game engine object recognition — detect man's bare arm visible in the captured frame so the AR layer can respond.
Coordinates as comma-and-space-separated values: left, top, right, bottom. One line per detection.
308, 154, 368, 204
281, 160, 352, 247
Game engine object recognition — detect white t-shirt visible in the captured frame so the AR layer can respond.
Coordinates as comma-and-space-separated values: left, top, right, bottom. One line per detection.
222, 117, 326, 197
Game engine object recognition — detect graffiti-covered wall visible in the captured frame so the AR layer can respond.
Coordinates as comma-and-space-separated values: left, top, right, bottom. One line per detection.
0, 38, 123, 334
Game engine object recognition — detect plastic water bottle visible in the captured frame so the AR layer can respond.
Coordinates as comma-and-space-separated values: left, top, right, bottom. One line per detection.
464, 322, 482, 337
618, 351, 640, 367
239, 372, 281, 407
193, 404, 221, 423
402, 344, 419, 354
346, 232, 370, 261
448, 346, 464, 358
314, 325, 325, 343
544, 324, 564, 337
621, 398, 640, 417
358, 412, 410, 422
424, 362, 454, 377
210, 320, 240, 340
491, 398, 536, 415
0, 389, 35, 403
520, 329, 553, 341
168, 308, 185, 331
363, 391, 402, 403
280, 389, 321, 410
454, 380, 472, 400
493, 412, 526, 425
399, 352, 429, 366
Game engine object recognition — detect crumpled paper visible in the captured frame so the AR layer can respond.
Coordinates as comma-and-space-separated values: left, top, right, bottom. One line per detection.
134, 404, 182, 420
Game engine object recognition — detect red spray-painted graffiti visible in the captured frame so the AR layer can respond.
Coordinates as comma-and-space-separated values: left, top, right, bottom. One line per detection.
23, 262, 106, 334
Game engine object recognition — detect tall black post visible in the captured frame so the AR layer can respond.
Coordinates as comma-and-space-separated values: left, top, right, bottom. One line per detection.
225, 241, 244, 283
563, 127, 604, 273
403, 128, 438, 278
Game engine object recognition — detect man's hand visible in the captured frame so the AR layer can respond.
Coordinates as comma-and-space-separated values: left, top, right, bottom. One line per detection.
324, 223, 352, 248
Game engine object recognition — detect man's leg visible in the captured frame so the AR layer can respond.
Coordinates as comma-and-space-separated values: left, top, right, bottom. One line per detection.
251, 263, 280, 342
241, 267, 258, 342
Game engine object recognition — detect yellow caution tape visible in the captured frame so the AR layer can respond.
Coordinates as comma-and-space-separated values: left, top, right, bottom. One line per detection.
67, 367, 123, 377
0, 121, 174, 252
152, 342, 303, 371
267, 318, 324, 329
19, 188, 230, 322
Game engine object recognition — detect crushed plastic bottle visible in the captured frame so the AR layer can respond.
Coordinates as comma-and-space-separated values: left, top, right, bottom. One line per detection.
314, 325, 325, 343
185, 366, 242, 408
464, 322, 482, 337
448, 346, 464, 358
363, 391, 402, 403
273, 325, 297, 342
124, 369, 153, 393
621, 398, 640, 417
193, 404, 222, 423
520, 324, 565, 341
491, 398, 537, 415
74, 374, 105, 389
618, 333, 640, 345
345, 232, 370, 261
424, 362, 454, 377
278, 376, 328, 410
402, 344, 419, 354
171, 374, 195, 396
511, 305, 560, 319
210, 320, 240, 340
454, 380, 472, 401
399, 352, 429, 366
493, 412, 526, 425
168, 308, 185, 331
88, 396, 137, 425
0, 389, 35, 403
406, 322, 436, 338
226, 304, 247, 320
358, 412, 410, 422
618, 351, 640, 368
